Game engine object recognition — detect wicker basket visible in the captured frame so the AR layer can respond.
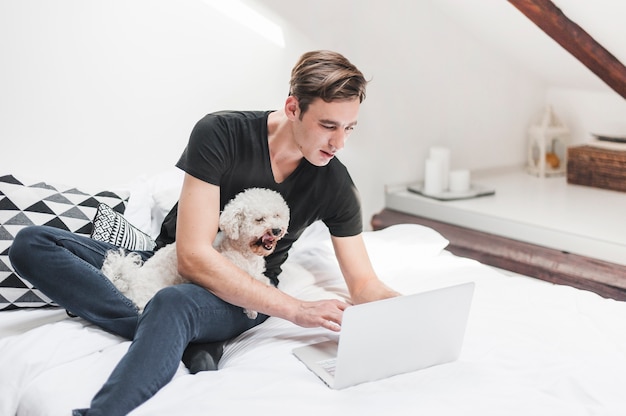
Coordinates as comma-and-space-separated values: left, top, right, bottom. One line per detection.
567, 145, 626, 192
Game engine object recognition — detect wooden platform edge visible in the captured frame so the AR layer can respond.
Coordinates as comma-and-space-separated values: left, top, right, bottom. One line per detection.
371, 208, 626, 301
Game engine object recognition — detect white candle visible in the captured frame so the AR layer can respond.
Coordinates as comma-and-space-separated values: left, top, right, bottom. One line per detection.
423, 158, 444, 195
449, 169, 471, 192
428, 146, 450, 190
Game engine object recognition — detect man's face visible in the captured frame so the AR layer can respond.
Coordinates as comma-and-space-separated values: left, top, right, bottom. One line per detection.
292, 97, 360, 167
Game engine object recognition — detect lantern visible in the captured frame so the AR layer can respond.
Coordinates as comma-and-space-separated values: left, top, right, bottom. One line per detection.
527, 106, 570, 177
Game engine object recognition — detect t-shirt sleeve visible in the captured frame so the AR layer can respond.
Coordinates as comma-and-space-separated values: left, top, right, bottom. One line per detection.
176, 114, 233, 185
322, 171, 363, 237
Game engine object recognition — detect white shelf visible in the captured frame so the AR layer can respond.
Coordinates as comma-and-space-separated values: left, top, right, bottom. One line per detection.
385, 168, 626, 266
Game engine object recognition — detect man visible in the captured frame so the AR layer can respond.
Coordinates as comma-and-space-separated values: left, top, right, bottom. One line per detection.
9, 50, 399, 416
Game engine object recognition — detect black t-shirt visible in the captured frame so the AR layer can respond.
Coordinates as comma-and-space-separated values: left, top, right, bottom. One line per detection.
156, 110, 362, 283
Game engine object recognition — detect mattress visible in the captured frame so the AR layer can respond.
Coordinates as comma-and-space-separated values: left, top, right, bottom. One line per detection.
1, 223, 625, 416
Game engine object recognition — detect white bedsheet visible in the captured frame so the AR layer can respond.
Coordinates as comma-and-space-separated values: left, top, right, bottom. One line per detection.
1, 224, 626, 416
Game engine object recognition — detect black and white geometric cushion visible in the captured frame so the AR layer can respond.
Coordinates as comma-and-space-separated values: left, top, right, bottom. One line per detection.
0, 174, 130, 311
91, 203, 156, 251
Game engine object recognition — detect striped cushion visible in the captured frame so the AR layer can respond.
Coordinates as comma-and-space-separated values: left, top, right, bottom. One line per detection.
91, 203, 155, 251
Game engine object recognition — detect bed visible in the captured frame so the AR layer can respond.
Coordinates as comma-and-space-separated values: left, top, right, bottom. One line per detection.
1, 171, 626, 416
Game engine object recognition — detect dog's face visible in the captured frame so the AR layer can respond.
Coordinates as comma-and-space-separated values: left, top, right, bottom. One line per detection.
248, 212, 288, 257
219, 188, 290, 257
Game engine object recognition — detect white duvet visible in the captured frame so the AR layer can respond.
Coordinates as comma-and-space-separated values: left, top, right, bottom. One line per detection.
1, 223, 626, 416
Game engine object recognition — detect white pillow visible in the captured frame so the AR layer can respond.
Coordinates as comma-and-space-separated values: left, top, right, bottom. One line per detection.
288, 222, 449, 286
150, 187, 181, 238
363, 223, 450, 260
122, 175, 153, 236
291, 222, 449, 260
147, 168, 184, 238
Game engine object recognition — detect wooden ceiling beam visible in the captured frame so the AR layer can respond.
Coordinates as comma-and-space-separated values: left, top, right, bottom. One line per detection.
508, 0, 626, 99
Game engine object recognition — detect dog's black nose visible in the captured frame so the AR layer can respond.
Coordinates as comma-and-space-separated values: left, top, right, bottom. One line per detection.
271, 228, 282, 236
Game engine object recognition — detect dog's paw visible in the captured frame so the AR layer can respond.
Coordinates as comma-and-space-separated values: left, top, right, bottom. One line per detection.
101, 249, 143, 280
114, 279, 130, 293
243, 308, 258, 319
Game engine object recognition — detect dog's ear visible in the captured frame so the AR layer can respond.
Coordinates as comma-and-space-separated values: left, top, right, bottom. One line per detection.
218, 204, 244, 241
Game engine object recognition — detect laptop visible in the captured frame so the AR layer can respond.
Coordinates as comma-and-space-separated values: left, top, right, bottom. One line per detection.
292, 281, 475, 389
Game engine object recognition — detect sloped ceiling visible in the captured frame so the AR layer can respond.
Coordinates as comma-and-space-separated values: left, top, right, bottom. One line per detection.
507, 0, 626, 99
430, 0, 626, 94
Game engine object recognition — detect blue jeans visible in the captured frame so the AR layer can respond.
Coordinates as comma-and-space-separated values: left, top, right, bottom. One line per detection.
9, 226, 268, 416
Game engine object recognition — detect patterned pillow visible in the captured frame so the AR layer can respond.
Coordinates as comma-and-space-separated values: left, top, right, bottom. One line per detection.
91, 203, 156, 250
0, 174, 130, 311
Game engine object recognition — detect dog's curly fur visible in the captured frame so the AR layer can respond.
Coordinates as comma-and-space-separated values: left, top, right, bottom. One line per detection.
101, 188, 289, 318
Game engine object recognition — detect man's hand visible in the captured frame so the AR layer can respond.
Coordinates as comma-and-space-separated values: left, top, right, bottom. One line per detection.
292, 299, 349, 332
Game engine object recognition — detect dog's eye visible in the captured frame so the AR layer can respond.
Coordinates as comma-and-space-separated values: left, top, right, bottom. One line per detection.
255, 218, 265, 223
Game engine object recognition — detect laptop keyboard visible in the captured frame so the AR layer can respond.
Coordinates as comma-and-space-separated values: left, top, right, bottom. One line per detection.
317, 358, 337, 376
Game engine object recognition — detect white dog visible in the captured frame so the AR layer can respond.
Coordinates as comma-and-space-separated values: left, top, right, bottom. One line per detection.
101, 188, 289, 318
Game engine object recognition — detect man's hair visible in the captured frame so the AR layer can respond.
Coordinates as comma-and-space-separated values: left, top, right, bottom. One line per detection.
289, 50, 367, 117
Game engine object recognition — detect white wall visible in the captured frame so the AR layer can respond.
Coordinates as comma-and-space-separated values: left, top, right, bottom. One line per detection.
2, 0, 554, 229
426, 0, 626, 149
547, 88, 626, 144
0, 0, 311, 185
265, 0, 546, 224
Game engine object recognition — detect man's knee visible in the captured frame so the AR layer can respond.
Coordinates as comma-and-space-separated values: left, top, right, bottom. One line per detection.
142, 284, 224, 331
146, 284, 203, 314
9, 225, 47, 269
